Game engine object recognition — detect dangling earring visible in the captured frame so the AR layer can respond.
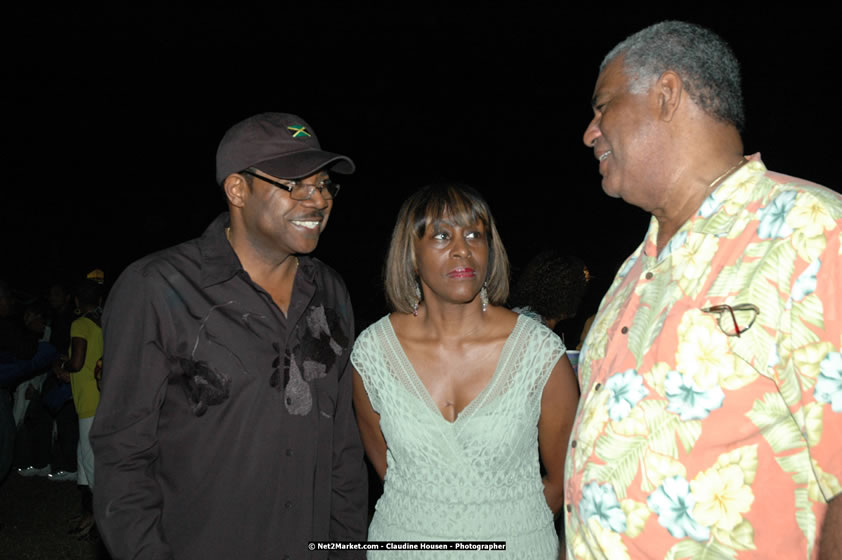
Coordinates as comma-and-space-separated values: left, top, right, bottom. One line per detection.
412, 282, 422, 316
480, 282, 489, 312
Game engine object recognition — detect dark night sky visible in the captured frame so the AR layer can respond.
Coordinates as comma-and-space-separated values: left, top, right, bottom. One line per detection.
5, 4, 840, 328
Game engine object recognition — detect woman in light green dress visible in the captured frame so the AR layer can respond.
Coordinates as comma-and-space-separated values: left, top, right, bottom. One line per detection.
352, 184, 579, 558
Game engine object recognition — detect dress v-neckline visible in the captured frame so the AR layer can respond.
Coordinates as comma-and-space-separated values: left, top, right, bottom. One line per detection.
383, 314, 524, 425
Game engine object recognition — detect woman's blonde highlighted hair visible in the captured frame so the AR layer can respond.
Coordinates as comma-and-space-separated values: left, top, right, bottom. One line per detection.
384, 183, 509, 313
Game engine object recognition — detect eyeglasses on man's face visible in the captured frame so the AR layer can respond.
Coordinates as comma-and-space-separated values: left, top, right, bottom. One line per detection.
241, 169, 341, 201
701, 303, 760, 337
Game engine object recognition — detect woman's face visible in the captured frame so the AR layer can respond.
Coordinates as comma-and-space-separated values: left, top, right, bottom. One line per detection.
414, 216, 489, 307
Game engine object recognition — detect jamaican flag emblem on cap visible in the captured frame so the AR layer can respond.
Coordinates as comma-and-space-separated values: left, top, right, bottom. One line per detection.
287, 125, 311, 138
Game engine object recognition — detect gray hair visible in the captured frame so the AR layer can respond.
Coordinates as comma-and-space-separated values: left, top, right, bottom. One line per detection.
602, 21, 745, 131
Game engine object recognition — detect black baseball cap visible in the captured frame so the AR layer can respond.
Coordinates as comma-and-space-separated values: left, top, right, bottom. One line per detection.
215, 112, 355, 185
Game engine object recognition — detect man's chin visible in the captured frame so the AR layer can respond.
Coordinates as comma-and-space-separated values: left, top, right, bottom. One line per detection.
293, 240, 320, 255
601, 180, 622, 199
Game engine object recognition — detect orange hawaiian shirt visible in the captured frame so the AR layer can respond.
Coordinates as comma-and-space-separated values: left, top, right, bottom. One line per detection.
564, 155, 842, 559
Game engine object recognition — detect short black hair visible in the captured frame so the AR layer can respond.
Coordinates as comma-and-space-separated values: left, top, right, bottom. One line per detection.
509, 251, 589, 322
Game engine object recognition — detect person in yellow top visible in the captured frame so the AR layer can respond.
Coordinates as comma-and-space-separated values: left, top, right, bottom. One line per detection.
55, 278, 103, 537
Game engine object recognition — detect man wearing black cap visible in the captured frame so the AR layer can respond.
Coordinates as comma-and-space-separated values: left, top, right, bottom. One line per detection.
91, 113, 368, 559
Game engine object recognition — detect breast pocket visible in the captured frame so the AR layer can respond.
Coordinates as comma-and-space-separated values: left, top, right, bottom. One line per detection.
657, 302, 764, 392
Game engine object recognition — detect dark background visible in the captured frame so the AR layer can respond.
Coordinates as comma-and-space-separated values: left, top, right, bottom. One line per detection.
5, 4, 840, 331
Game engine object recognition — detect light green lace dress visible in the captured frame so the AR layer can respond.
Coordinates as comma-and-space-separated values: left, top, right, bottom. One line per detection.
351, 314, 565, 558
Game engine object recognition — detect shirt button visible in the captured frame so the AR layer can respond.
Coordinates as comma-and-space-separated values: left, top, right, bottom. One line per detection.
595, 383, 602, 390
571, 440, 577, 448
621, 326, 629, 334
645, 271, 654, 280
286, 448, 293, 456
566, 504, 573, 513
285, 501, 293, 509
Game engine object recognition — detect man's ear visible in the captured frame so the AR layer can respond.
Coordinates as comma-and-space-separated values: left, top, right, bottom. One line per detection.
655, 70, 684, 122
223, 173, 248, 208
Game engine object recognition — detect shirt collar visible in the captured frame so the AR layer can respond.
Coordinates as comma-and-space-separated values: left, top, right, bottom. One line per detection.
198, 213, 242, 288
696, 153, 766, 229
197, 212, 320, 292
643, 154, 767, 263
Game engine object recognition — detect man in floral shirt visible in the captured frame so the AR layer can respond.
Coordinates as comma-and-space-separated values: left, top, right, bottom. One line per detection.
566, 21, 841, 559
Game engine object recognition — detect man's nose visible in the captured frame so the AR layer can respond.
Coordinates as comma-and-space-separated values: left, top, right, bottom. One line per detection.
303, 187, 330, 209
583, 115, 601, 147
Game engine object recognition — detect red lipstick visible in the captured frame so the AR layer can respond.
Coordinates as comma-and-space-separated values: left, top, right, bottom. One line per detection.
447, 267, 475, 278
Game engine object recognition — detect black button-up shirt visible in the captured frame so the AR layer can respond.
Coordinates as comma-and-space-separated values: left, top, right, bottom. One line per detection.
91, 213, 367, 559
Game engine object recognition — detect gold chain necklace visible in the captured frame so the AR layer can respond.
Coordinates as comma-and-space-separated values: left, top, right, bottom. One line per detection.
708, 157, 748, 190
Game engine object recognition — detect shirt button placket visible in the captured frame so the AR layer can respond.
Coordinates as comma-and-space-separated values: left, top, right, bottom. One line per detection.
270, 343, 283, 388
